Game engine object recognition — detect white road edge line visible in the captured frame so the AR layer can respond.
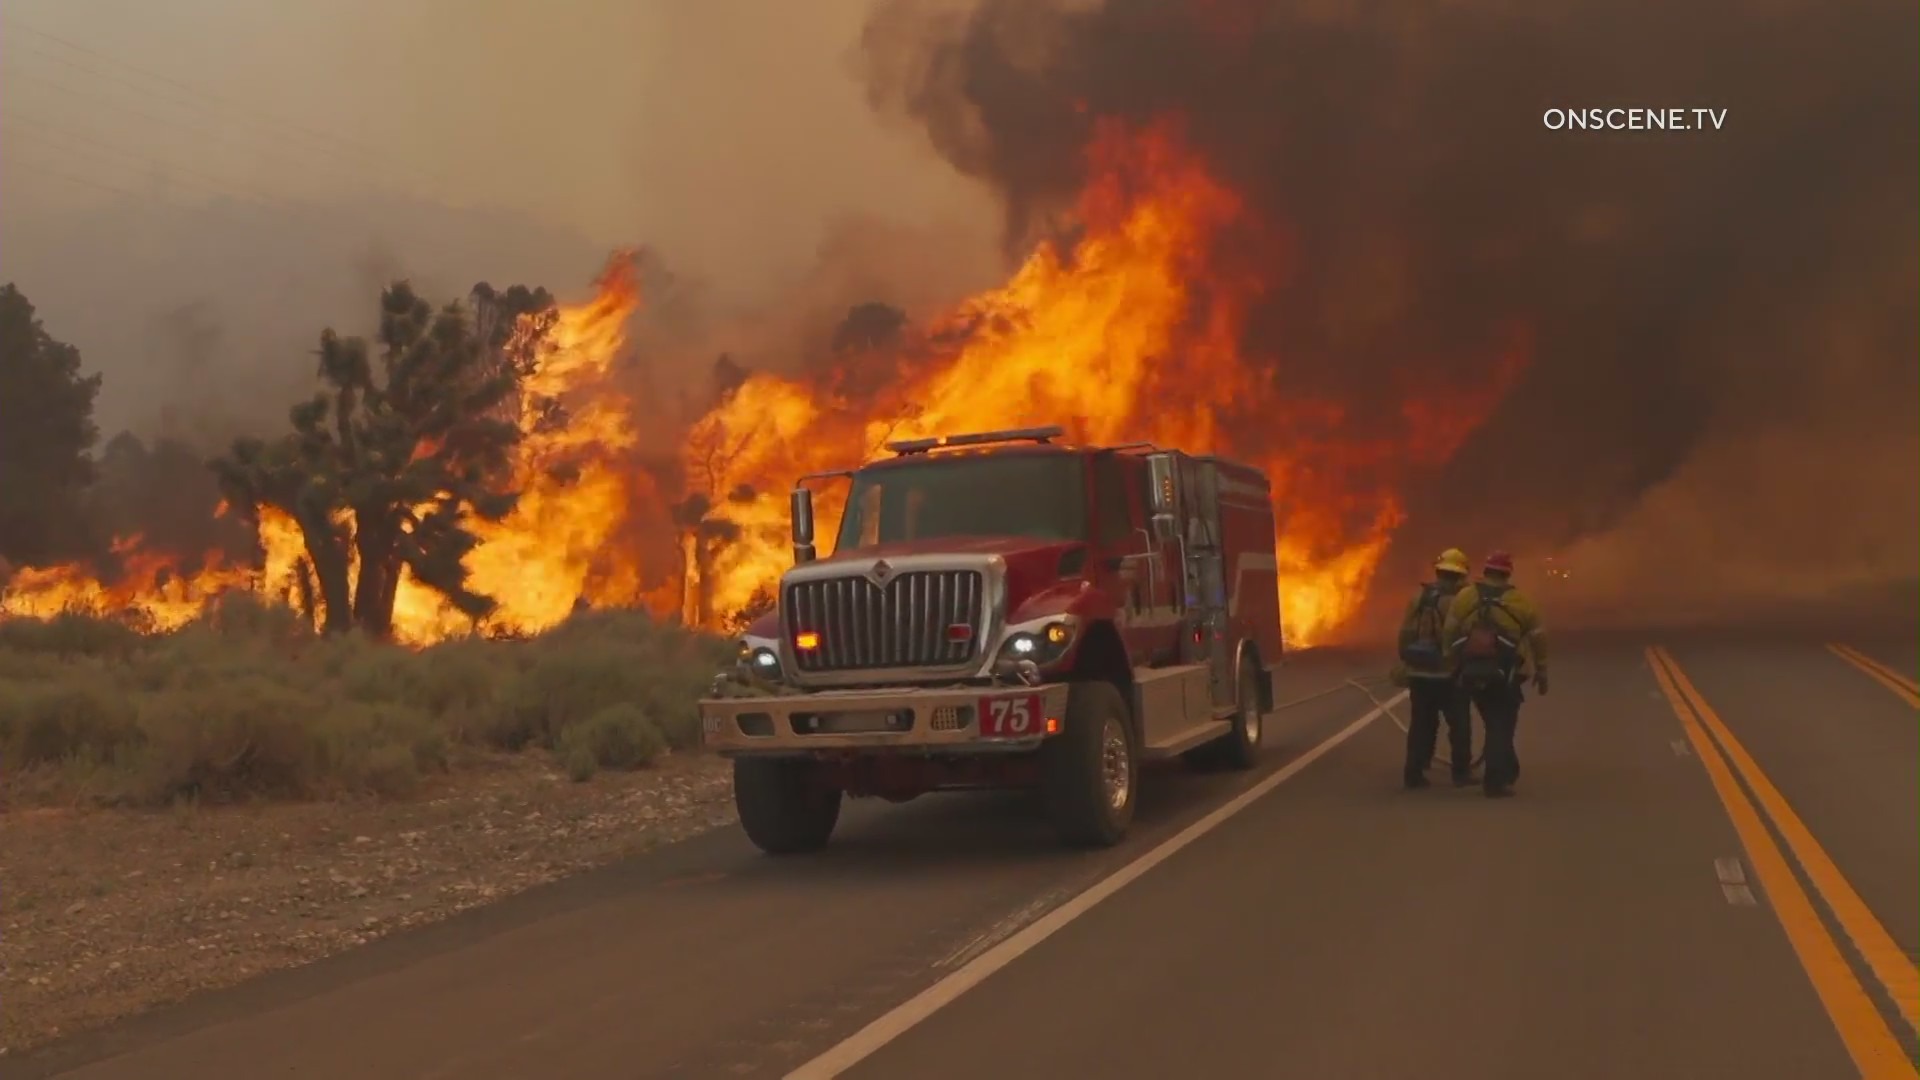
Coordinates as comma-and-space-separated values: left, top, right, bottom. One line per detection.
933, 889, 1071, 970
784, 690, 1409, 1080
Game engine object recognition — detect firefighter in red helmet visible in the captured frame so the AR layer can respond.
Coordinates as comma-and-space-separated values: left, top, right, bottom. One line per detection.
1442, 550, 1549, 798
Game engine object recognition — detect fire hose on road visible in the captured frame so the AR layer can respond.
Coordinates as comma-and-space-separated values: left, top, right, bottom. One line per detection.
1343, 676, 1487, 771
1270, 674, 1485, 771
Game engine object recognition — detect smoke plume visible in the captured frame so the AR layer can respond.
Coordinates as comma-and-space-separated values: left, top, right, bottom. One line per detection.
859, 0, 1918, 634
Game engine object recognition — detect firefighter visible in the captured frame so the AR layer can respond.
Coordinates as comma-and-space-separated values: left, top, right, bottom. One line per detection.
1394, 548, 1475, 789
1442, 550, 1549, 799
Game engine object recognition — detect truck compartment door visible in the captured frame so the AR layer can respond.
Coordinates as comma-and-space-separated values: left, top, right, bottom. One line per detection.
1131, 662, 1228, 758
1168, 456, 1235, 708
1182, 457, 1228, 711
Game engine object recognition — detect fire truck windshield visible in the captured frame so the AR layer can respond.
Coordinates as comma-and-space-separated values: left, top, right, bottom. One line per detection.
834, 453, 1087, 551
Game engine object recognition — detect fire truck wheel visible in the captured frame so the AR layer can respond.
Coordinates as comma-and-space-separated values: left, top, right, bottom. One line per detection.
1040, 681, 1137, 848
1217, 660, 1265, 769
733, 757, 842, 855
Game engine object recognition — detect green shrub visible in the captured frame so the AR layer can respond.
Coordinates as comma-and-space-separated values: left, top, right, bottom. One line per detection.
334, 642, 428, 705
538, 609, 665, 647
0, 679, 142, 767
0, 649, 55, 681
632, 657, 717, 750
515, 614, 725, 751
487, 642, 641, 750
195, 593, 313, 646
304, 631, 390, 683
312, 701, 449, 797
400, 638, 505, 721
554, 703, 668, 781
0, 606, 729, 805
124, 626, 294, 694
0, 612, 145, 659
123, 677, 326, 804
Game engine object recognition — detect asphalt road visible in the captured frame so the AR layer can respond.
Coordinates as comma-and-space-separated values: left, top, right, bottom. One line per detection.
7, 634, 1915, 1080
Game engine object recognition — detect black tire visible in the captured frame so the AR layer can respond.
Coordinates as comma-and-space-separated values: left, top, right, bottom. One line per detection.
1183, 657, 1265, 771
733, 756, 842, 855
1216, 659, 1266, 769
1040, 681, 1137, 848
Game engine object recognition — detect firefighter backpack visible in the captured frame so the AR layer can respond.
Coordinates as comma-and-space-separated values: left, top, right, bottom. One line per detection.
1397, 584, 1447, 669
1453, 582, 1523, 686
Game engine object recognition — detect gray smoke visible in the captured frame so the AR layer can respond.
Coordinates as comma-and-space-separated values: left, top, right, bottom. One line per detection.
861, 0, 1918, 633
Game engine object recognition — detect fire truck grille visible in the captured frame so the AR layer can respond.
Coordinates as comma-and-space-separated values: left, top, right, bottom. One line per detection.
785, 570, 986, 673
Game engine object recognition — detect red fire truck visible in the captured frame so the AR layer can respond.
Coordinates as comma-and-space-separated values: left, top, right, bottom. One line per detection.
699, 426, 1285, 854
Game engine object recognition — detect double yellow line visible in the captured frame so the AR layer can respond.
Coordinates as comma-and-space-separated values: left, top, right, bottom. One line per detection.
1828, 644, 1920, 709
1648, 646, 1917, 1077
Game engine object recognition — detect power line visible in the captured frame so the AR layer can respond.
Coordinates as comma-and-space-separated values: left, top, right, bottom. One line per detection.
0, 14, 451, 195
0, 63, 369, 196
0, 15, 406, 162
5, 39, 362, 171
3, 37, 389, 189
1, 155, 140, 198
0, 112, 275, 204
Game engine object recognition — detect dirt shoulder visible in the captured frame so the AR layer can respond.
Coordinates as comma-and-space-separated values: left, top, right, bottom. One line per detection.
0, 750, 736, 1056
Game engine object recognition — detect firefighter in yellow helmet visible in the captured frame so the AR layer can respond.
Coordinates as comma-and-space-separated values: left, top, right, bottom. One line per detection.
1442, 551, 1549, 798
1393, 548, 1475, 789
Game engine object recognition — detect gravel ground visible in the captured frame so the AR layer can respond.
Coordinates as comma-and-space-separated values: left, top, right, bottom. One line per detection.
0, 751, 737, 1055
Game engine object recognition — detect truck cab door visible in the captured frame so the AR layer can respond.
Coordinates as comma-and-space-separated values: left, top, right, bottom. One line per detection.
1094, 452, 1178, 666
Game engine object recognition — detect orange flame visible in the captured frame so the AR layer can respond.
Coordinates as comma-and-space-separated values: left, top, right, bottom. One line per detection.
680, 117, 1525, 645
0, 119, 1527, 648
376, 255, 650, 644
2, 259, 653, 644
0, 534, 252, 632
687, 118, 1255, 619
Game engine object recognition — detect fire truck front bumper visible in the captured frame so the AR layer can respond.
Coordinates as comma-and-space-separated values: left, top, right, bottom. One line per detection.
699, 682, 1073, 757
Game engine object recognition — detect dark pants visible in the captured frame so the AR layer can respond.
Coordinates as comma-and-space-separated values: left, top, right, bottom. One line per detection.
1470, 680, 1526, 792
1404, 678, 1472, 781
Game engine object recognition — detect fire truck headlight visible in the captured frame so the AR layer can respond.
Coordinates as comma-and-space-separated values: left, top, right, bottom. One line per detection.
736, 636, 782, 681
996, 618, 1077, 669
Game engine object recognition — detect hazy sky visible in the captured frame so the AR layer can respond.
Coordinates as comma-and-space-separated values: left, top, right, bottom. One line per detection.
0, 0, 1002, 433
1, 0, 995, 288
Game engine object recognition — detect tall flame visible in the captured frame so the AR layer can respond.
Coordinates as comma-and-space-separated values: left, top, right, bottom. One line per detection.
685, 116, 1256, 622
0, 119, 1525, 647
361, 256, 652, 644
682, 117, 1525, 644
3, 259, 653, 644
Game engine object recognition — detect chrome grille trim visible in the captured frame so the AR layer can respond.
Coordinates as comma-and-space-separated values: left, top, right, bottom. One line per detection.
785, 570, 985, 673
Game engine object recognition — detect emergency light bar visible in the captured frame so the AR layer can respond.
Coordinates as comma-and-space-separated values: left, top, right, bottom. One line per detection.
884, 425, 1066, 456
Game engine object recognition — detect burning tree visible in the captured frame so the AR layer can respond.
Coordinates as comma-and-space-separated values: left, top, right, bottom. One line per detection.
0, 284, 101, 567
212, 281, 556, 639
669, 302, 912, 629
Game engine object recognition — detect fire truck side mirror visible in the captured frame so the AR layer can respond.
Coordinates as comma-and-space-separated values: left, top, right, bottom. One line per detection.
1151, 512, 1178, 543
790, 487, 817, 564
